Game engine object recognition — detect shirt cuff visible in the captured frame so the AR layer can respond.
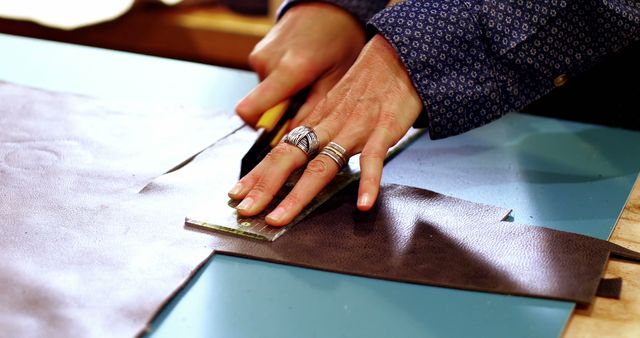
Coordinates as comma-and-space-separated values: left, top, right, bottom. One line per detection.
278, 0, 388, 26
370, 0, 640, 139
368, 0, 503, 139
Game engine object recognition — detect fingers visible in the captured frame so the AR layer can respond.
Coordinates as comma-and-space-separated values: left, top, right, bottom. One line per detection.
264, 103, 371, 226
229, 117, 346, 226
229, 141, 308, 217
230, 107, 407, 226
357, 128, 393, 211
230, 33, 424, 227
265, 153, 338, 226
265, 134, 353, 226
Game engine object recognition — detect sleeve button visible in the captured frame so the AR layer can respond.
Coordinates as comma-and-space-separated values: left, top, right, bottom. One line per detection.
553, 74, 568, 87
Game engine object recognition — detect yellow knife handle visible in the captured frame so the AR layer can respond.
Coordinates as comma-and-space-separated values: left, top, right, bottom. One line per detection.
256, 100, 290, 132
269, 120, 291, 148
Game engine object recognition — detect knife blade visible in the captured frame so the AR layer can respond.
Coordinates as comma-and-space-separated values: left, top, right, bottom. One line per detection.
239, 88, 309, 178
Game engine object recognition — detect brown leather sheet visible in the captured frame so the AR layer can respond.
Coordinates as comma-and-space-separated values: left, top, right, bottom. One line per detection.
3, 82, 639, 337
214, 186, 640, 306
149, 138, 640, 306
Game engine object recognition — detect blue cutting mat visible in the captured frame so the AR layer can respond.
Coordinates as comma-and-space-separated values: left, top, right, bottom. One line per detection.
2, 33, 638, 338
147, 113, 639, 338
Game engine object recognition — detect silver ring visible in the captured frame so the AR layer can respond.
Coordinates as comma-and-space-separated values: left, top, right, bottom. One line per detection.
320, 141, 348, 169
283, 126, 319, 157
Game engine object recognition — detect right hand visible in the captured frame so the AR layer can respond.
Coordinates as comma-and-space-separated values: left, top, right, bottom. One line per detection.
235, 2, 366, 128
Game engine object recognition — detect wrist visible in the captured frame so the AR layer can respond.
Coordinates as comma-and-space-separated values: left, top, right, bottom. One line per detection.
279, 0, 388, 25
281, 1, 364, 33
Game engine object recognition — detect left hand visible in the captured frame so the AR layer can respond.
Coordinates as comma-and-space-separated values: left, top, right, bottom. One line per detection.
228, 34, 424, 226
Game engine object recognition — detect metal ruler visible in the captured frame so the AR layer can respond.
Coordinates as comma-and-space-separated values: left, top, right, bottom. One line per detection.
185, 128, 425, 241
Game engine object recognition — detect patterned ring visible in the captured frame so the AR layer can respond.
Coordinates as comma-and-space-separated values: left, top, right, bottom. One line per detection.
319, 141, 349, 169
283, 126, 319, 158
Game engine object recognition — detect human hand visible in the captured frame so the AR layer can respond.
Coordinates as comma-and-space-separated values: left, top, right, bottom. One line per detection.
229, 34, 423, 226
235, 2, 365, 127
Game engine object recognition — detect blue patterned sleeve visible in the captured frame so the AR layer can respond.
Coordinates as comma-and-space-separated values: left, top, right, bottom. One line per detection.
277, 0, 389, 25
369, 0, 640, 139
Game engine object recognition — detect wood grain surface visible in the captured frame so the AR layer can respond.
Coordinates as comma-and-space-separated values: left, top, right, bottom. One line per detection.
0, 4, 273, 69
564, 175, 640, 338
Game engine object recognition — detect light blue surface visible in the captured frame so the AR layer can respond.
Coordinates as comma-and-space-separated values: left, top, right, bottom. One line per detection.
384, 114, 640, 239
150, 254, 571, 338
3, 33, 639, 338
0, 34, 256, 111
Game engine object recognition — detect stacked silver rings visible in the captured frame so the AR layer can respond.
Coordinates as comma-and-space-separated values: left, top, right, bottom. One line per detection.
320, 141, 348, 169
283, 126, 319, 157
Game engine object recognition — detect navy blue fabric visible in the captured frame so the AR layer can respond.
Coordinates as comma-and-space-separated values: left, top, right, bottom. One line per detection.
280, 0, 640, 139
278, 0, 388, 25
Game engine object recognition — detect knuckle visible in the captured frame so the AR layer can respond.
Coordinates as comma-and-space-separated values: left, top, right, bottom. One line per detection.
278, 57, 302, 74
265, 144, 293, 161
377, 112, 402, 136
280, 193, 302, 210
348, 105, 369, 121
345, 108, 377, 132
238, 173, 257, 187
304, 158, 331, 177
280, 51, 318, 81
302, 111, 324, 128
360, 174, 380, 185
325, 109, 344, 125
248, 50, 268, 69
283, 50, 313, 68
265, 143, 307, 167
377, 110, 396, 126
345, 124, 370, 143
299, 113, 323, 130
360, 148, 386, 162
247, 181, 274, 199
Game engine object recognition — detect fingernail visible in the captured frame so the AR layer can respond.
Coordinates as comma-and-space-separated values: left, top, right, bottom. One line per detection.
358, 193, 371, 208
267, 206, 285, 223
236, 197, 254, 211
228, 183, 244, 196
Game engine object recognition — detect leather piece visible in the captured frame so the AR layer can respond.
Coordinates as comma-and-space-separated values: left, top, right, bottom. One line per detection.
146, 126, 640, 306
0, 82, 244, 338
596, 278, 623, 299
207, 183, 639, 306
4, 80, 639, 337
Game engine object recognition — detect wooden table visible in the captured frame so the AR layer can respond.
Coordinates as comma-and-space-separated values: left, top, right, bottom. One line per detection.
564, 176, 640, 338
0, 4, 273, 69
